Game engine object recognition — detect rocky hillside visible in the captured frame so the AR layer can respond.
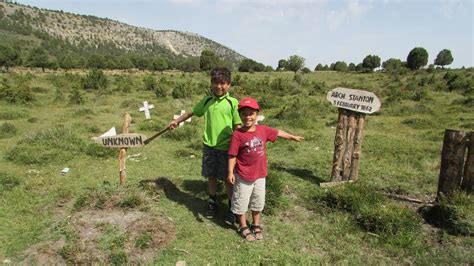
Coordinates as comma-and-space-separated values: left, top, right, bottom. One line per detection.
0, 1, 245, 64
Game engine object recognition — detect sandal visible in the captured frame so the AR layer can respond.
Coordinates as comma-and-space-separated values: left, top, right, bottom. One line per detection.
238, 227, 256, 242
251, 224, 263, 240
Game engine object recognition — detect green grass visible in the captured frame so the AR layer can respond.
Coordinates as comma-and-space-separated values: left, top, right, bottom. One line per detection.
0, 69, 473, 264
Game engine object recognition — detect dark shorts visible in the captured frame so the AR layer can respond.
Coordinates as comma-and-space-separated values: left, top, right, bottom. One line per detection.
202, 145, 229, 181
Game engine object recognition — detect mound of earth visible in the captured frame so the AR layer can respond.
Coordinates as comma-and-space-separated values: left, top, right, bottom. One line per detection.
20, 186, 175, 264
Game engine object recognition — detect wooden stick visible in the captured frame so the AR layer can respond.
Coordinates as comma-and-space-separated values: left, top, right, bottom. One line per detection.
143, 127, 169, 145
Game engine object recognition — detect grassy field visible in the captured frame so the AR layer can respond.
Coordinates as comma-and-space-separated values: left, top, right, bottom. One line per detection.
0, 68, 473, 264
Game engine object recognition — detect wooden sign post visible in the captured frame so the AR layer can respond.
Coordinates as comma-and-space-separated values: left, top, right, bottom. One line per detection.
323, 87, 381, 186
119, 113, 131, 184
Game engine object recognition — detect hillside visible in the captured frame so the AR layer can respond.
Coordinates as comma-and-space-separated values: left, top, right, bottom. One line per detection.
0, 1, 246, 67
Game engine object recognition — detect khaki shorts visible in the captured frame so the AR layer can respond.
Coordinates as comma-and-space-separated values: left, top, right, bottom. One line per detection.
231, 173, 266, 215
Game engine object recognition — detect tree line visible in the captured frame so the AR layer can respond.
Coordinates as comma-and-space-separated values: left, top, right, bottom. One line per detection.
277, 47, 455, 73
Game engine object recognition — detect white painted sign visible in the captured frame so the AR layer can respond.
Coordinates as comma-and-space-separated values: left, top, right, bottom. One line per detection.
94, 133, 148, 148
327, 87, 381, 114
173, 110, 191, 127
139, 101, 154, 119
256, 115, 265, 124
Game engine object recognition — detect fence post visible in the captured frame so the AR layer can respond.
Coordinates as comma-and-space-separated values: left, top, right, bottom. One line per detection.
461, 132, 473, 194
437, 129, 467, 198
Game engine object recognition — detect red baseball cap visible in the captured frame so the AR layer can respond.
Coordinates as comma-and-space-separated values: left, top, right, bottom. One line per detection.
238, 97, 260, 111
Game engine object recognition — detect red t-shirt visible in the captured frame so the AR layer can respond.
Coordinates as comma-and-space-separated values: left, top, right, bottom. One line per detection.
228, 125, 278, 182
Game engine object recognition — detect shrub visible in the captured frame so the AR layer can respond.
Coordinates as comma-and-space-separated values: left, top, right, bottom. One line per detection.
114, 75, 133, 93
172, 82, 192, 99
143, 75, 157, 91
0, 78, 35, 104
154, 83, 169, 98
82, 68, 108, 92
69, 85, 86, 105
0, 122, 17, 138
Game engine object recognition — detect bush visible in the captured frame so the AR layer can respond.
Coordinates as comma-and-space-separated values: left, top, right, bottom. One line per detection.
0, 78, 35, 104
143, 75, 157, 91
0, 122, 17, 138
172, 82, 192, 99
154, 83, 169, 98
82, 68, 108, 92
69, 85, 86, 105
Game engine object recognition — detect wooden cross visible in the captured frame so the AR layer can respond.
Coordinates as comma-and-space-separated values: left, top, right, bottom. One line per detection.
139, 101, 154, 120
173, 110, 191, 127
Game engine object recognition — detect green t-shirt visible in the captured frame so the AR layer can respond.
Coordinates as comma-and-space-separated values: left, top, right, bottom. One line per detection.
192, 93, 241, 150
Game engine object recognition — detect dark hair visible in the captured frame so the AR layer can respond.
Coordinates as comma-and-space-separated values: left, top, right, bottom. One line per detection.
210, 67, 231, 84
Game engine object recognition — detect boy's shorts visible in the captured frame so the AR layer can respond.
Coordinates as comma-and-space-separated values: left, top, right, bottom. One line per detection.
201, 145, 228, 181
231, 173, 266, 215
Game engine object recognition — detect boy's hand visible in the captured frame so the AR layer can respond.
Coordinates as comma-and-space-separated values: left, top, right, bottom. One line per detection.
167, 120, 178, 130
227, 173, 235, 185
291, 135, 304, 142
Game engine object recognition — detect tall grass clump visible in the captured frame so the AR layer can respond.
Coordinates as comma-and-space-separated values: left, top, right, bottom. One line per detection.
6, 126, 85, 164
264, 170, 287, 215
420, 192, 473, 236
315, 183, 421, 248
0, 171, 21, 193
0, 77, 35, 104
0, 122, 17, 138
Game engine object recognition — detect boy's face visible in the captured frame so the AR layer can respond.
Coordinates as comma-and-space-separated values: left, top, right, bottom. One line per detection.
239, 107, 258, 128
211, 80, 230, 97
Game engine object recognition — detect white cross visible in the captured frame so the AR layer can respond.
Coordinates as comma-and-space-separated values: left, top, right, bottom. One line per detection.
173, 110, 192, 127
256, 115, 265, 124
139, 101, 154, 120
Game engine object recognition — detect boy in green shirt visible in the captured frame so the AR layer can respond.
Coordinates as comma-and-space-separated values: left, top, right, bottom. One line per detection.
168, 67, 241, 224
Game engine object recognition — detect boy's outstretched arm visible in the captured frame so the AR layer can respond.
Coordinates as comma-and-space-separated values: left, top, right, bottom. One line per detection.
227, 155, 237, 185
277, 130, 304, 142
167, 111, 193, 130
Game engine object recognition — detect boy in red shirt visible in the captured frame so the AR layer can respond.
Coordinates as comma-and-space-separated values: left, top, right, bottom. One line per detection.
227, 97, 304, 241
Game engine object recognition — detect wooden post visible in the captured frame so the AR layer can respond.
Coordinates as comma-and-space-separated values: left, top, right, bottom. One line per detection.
119, 113, 131, 185
331, 109, 346, 181
461, 132, 473, 194
437, 129, 467, 198
326, 88, 380, 186
331, 110, 366, 182
350, 113, 366, 181
342, 111, 357, 180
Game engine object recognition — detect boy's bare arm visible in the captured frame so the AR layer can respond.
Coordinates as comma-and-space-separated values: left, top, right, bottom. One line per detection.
167, 111, 193, 130
227, 155, 237, 185
277, 129, 304, 142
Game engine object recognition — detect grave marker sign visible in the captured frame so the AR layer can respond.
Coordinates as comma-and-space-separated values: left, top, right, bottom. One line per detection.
327, 87, 380, 114
139, 101, 154, 119
325, 88, 381, 184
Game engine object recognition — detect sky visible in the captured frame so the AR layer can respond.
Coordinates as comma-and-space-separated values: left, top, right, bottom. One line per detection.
18, 0, 473, 69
